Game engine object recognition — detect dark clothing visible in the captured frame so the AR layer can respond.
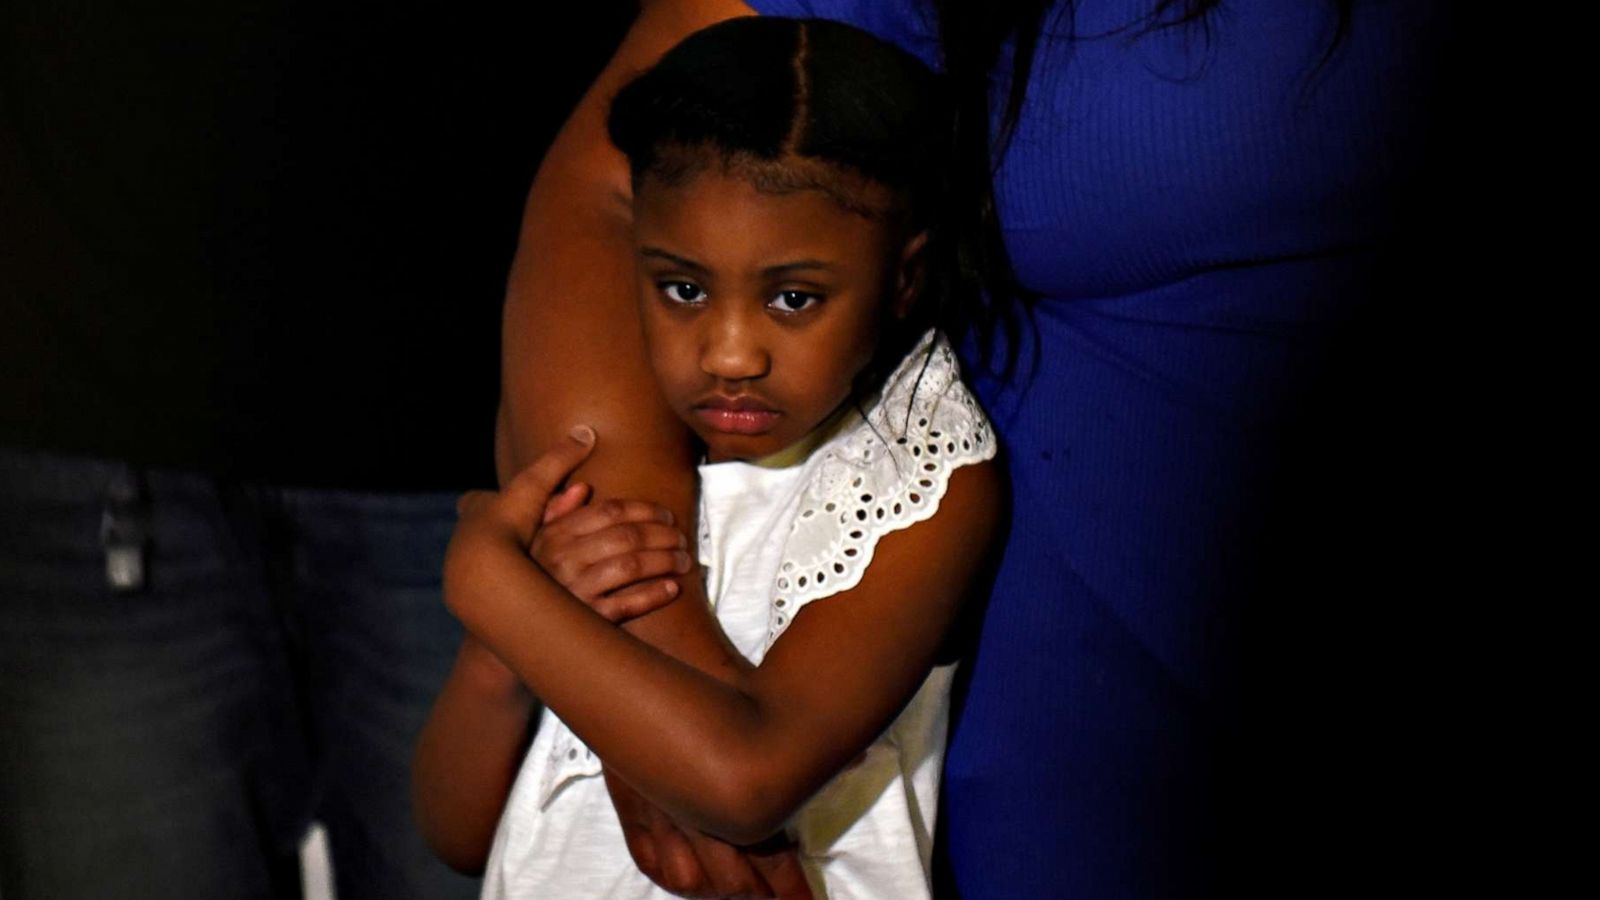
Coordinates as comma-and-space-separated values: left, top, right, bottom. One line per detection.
0, 448, 471, 899
1, 4, 634, 896
1, 2, 633, 489
748, 1, 1447, 897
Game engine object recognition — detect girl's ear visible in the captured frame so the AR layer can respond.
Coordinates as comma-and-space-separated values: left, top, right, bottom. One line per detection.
892, 229, 929, 320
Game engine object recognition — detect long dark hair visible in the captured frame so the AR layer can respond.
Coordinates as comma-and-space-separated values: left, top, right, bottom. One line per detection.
607, 16, 959, 396
933, 0, 1356, 380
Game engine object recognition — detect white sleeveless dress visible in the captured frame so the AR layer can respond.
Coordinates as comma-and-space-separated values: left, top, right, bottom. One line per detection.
481, 330, 995, 899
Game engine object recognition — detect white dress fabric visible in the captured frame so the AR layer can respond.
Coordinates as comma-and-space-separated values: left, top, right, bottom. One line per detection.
481, 330, 995, 899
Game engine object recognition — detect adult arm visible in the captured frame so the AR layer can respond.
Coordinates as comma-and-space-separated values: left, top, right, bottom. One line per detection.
497, 0, 757, 693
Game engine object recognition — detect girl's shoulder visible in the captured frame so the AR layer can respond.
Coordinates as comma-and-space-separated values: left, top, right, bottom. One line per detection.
771, 329, 997, 640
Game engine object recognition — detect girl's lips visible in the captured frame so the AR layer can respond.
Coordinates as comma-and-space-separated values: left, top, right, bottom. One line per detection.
692, 406, 781, 435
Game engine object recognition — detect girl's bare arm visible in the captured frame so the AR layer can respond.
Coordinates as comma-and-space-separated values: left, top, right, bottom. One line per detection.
412, 485, 685, 875
448, 433, 1003, 845
412, 635, 539, 874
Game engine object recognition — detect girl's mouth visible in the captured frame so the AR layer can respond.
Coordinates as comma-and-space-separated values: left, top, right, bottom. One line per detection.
693, 396, 781, 435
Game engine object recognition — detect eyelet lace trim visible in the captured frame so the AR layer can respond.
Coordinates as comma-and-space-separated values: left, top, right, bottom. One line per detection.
765, 329, 994, 646
538, 722, 599, 810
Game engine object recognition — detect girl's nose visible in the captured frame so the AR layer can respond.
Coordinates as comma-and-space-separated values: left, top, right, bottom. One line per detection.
700, 313, 770, 383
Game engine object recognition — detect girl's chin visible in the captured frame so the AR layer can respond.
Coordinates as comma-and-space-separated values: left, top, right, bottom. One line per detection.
702, 440, 770, 464
698, 432, 789, 465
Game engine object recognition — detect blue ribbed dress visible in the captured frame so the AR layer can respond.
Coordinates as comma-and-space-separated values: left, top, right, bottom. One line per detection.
745, 2, 1443, 895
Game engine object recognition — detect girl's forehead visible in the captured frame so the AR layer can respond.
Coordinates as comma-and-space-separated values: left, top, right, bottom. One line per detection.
634, 149, 899, 223
632, 169, 901, 266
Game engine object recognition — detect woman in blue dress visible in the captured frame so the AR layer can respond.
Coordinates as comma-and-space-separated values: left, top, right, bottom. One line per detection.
479, 1, 1448, 896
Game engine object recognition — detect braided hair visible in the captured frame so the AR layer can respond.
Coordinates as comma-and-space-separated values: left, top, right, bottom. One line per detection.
608, 16, 959, 396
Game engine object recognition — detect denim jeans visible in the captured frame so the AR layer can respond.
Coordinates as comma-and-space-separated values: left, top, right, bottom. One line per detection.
0, 448, 480, 900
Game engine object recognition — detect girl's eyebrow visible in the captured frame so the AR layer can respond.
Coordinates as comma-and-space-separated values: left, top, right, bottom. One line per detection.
639, 249, 836, 277
639, 247, 707, 273
763, 260, 834, 276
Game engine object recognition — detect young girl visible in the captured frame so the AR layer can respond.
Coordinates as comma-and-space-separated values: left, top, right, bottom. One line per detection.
417, 17, 1000, 898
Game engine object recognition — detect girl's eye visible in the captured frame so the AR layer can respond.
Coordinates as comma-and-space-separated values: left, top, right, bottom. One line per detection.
660, 282, 705, 304
769, 290, 822, 313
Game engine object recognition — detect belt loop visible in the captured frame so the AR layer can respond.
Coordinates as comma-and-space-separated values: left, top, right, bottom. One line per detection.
100, 465, 152, 593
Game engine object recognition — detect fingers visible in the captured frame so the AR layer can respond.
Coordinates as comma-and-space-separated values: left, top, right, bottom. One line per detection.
456, 490, 495, 517
640, 826, 777, 899
607, 772, 718, 899
542, 481, 591, 524
606, 770, 775, 899
541, 497, 676, 541
607, 771, 667, 884
621, 829, 661, 888
539, 517, 685, 577
530, 499, 678, 580
654, 828, 717, 898
500, 425, 598, 533
566, 547, 692, 606
685, 832, 778, 900
529, 495, 690, 604
747, 845, 814, 900
589, 578, 680, 624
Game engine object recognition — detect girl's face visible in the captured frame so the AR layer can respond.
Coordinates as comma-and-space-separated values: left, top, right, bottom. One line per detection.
633, 167, 920, 463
